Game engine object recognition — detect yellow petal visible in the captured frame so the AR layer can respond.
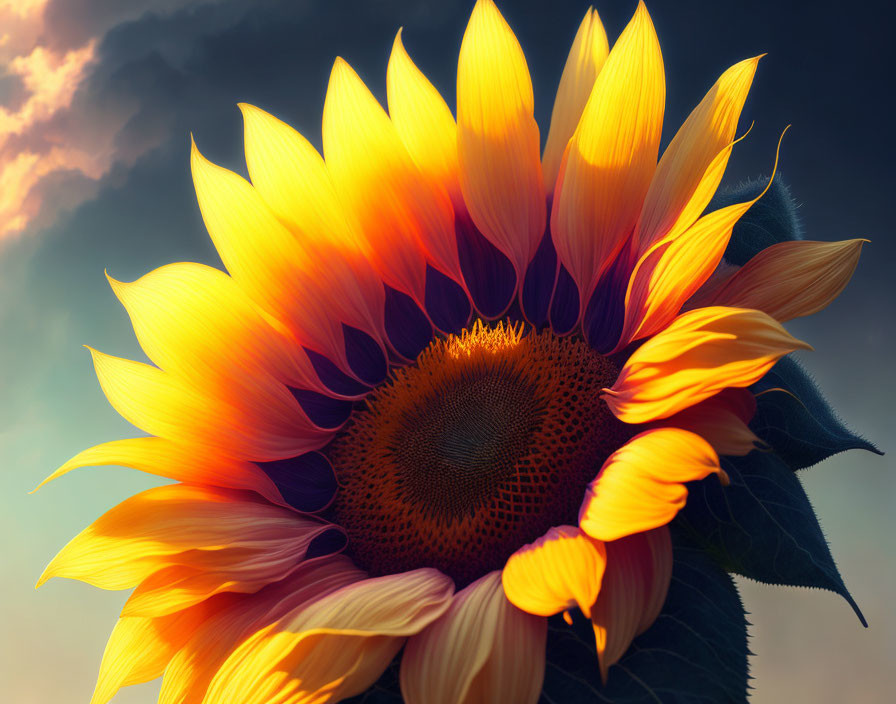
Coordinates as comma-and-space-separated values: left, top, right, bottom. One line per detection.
618, 191, 764, 348
191, 139, 362, 369
203, 570, 454, 704
400, 571, 546, 704
160, 555, 365, 704
31, 436, 284, 507
502, 525, 606, 618
655, 388, 761, 456
604, 306, 812, 423
38, 484, 328, 591
323, 57, 458, 303
590, 527, 672, 682
579, 429, 722, 542
387, 29, 462, 207
551, 1, 665, 314
542, 7, 609, 195
456, 0, 545, 278
708, 239, 866, 321
239, 103, 386, 340
90, 597, 230, 704
85, 347, 328, 461
635, 56, 761, 256
108, 262, 325, 395
618, 131, 791, 348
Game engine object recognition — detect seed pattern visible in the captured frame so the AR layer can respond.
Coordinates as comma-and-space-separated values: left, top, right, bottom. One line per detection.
330, 321, 632, 586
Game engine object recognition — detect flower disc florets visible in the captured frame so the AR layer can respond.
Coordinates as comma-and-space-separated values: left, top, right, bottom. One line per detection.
330, 321, 631, 585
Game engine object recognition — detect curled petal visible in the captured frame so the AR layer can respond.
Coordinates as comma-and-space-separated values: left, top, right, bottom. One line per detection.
604, 306, 811, 423
203, 570, 454, 704
551, 1, 665, 317
591, 527, 672, 682
656, 388, 762, 456
707, 239, 866, 321
324, 57, 457, 304
502, 525, 606, 618
579, 428, 723, 542
401, 571, 546, 704
37, 484, 331, 592
85, 348, 329, 461
635, 56, 761, 255
618, 192, 758, 348
617, 135, 784, 349
457, 0, 545, 278
542, 7, 608, 195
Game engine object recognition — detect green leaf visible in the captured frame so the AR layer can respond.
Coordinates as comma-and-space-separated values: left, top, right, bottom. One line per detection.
345, 535, 749, 703
751, 357, 881, 470
678, 452, 866, 625
539, 533, 749, 703
714, 175, 802, 265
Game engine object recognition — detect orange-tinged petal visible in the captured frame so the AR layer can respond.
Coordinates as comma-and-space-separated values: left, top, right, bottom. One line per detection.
656, 388, 762, 456
31, 436, 286, 507
618, 188, 767, 348
590, 527, 672, 682
707, 239, 867, 322
401, 571, 546, 704
387, 30, 462, 208
37, 484, 330, 591
682, 259, 739, 311
239, 103, 387, 341
159, 555, 365, 704
108, 262, 326, 397
635, 56, 761, 256
323, 57, 458, 303
542, 7, 609, 196
457, 0, 545, 278
579, 429, 723, 542
551, 1, 665, 316
90, 595, 234, 704
119, 513, 329, 617
85, 347, 328, 461
192, 138, 362, 371
203, 570, 454, 704
502, 525, 606, 618
604, 306, 812, 423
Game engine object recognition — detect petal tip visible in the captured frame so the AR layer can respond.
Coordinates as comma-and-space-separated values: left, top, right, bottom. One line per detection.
29, 471, 56, 494
35, 566, 53, 588
105, 270, 126, 297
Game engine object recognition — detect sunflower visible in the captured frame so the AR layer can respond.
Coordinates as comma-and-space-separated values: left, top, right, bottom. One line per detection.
37, 1, 866, 703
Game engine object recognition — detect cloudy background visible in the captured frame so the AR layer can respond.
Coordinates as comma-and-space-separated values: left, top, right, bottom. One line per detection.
1, 0, 892, 701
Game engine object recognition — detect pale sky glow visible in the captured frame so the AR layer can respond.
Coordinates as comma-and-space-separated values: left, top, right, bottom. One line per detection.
0, 2, 892, 703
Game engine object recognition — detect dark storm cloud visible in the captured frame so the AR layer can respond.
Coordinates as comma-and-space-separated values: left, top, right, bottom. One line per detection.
39, 0, 230, 50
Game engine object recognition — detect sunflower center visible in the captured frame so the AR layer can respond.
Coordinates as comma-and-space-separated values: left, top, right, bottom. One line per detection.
329, 321, 631, 586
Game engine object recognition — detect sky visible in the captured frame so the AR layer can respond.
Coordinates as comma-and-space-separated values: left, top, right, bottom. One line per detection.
1, 0, 893, 702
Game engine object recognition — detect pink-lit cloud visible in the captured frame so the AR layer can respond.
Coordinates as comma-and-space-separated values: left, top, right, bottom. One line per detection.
0, 0, 221, 241
0, 37, 98, 238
